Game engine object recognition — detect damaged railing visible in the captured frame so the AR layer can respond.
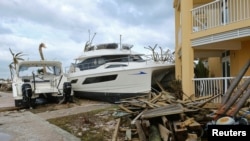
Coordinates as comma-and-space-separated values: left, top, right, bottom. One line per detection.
193, 76, 250, 103
192, 0, 250, 32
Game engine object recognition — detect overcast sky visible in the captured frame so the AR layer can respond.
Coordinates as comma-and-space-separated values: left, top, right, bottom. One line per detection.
0, 0, 175, 79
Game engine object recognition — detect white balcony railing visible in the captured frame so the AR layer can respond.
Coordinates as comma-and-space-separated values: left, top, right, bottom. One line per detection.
193, 76, 250, 103
192, 0, 250, 32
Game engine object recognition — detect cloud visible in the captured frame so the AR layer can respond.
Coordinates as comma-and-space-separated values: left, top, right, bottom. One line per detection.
0, 24, 12, 34
0, 0, 174, 79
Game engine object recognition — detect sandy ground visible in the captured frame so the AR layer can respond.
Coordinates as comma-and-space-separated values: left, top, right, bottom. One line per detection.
0, 92, 15, 108
0, 91, 113, 141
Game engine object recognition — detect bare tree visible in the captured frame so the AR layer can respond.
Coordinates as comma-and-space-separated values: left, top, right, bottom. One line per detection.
144, 44, 159, 61
144, 44, 174, 63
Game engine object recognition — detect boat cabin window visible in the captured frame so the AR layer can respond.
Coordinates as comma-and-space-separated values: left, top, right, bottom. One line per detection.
129, 55, 144, 62
18, 65, 61, 77
96, 43, 118, 50
77, 57, 107, 71
104, 55, 144, 62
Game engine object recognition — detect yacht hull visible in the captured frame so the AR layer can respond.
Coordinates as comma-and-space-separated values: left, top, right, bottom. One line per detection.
74, 91, 147, 103
68, 63, 174, 103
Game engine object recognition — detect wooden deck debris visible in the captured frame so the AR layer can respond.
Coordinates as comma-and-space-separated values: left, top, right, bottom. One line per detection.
180, 118, 195, 128
131, 110, 146, 125
135, 120, 147, 141
141, 103, 184, 119
214, 60, 250, 120
114, 65, 250, 141
114, 91, 207, 140
158, 124, 171, 141
112, 118, 121, 141
173, 121, 188, 141
119, 104, 134, 113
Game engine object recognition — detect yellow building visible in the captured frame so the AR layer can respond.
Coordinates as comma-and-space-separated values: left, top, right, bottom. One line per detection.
173, 0, 250, 101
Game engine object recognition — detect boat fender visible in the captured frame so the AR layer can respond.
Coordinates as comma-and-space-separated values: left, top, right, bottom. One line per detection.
21, 83, 32, 103
63, 82, 72, 101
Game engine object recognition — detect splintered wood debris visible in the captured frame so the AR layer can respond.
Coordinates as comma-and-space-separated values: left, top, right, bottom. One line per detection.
110, 91, 206, 141
111, 90, 250, 141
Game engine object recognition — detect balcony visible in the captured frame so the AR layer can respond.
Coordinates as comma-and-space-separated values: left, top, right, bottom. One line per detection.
193, 76, 250, 103
192, 0, 250, 33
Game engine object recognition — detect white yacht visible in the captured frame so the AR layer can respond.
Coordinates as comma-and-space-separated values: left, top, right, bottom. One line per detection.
67, 43, 175, 102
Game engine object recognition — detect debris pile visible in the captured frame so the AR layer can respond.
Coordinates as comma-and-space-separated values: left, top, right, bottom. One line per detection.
113, 89, 249, 141
0, 83, 12, 91
112, 60, 250, 141
112, 91, 209, 141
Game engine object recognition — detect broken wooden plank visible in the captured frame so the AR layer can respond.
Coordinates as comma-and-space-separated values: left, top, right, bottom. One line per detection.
139, 99, 160, 108
196, 94, 222, 108
173, 121, 188, 141
180, 118, 195, 128
188, 120, 202, 134
161, 116, 168, 127
119, 104, 134, 113
141, 103, 184, 119
155, 101, 168, 107
158, 124, 171, 141
131, 110, 146, 125
221, 59, 250, 105
227, 86, 250, 117
149, 93, 162, 103
135, 120, 147, 141
183, 95, 212, 104
202, 102, 221, 109
112, 118, 121, 141
128, 102, 147, 108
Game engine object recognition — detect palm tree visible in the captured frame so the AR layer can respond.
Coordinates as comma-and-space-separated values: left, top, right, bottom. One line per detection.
9, 48, 25, 79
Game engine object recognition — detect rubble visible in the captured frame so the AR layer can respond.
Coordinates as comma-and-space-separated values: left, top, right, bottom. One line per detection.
113, 89, 250, 141
114, 91, 209, 141
112, 60, 250, 141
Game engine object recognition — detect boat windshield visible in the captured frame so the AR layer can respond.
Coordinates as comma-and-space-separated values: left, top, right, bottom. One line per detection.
18, 65, 61, 77
76, 55, 145, 71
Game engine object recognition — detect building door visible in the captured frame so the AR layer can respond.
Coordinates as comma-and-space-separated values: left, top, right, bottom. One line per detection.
222, 51, 230, 93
